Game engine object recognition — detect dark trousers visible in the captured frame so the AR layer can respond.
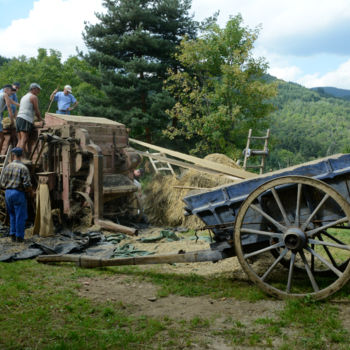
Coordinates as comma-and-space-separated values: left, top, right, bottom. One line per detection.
5, 189, 27, 239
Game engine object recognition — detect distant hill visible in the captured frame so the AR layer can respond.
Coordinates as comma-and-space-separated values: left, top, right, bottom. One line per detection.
265, 78, 350, 170
310, 86, 350, 100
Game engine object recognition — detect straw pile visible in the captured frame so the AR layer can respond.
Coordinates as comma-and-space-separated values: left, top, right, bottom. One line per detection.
143, 154, 241, 228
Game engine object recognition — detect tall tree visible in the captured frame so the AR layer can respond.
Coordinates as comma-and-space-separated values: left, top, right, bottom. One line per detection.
80, 0, 198, 142
164, 15, 277, 158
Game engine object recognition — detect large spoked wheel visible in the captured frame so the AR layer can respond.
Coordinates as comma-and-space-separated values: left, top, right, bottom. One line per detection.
234, 176, 350, 300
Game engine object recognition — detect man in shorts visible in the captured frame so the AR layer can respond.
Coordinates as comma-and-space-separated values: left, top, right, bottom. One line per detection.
16, 83, 44, 156
0, 84, 17, 152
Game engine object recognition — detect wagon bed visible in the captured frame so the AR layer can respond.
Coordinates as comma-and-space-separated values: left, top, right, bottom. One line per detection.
183, 153, 350, 299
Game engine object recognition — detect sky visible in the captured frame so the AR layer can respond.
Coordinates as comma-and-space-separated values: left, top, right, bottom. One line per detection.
0, 0, 350, 89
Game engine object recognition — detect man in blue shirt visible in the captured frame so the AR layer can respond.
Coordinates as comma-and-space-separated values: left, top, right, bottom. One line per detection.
1, 147, 33, 242
50, 85, 78, 114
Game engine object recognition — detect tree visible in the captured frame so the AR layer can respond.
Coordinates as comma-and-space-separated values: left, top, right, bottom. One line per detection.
164, 15, 277, 158
0, 49, 101, 117
80, 0, 198, 142
0, 55, 10, 67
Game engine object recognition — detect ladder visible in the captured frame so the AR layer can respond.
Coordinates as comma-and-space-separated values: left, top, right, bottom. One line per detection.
243, 129, 270, 174
147, 151, 175, 175
0, 145, 12, 184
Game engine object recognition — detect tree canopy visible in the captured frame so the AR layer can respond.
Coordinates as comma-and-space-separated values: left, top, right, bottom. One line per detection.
164, 15, 277, 158
80, 0, 199, 143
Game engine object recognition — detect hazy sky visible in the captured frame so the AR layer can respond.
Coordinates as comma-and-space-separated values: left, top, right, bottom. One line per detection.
1, 0, 350, 89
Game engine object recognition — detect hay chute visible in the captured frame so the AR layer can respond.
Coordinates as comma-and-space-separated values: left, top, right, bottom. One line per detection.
143, 154, 241, 228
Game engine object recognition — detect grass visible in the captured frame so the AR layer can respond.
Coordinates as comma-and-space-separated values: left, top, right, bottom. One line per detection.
0, 260, 350, 349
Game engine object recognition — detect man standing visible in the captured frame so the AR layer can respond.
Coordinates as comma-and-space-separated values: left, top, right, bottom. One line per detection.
1, 147, 33, 242
9, 82, 20, 117
0, 84, 17, 152
16, 83, 44, 155
0, 82, 20, 118
50, 85, 78, 114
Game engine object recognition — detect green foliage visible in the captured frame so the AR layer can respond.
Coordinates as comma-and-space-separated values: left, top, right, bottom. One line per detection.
164, 15, 277, 158
80, 0, 199, 143
267, 78, 350, 169
0, 49, 101, 117
0, 55, 10, 67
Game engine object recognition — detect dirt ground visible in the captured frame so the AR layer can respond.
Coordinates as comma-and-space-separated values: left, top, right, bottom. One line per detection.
76, 227, 350, 349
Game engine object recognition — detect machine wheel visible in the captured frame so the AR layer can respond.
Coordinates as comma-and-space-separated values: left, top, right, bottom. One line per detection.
234, 176, 350, 300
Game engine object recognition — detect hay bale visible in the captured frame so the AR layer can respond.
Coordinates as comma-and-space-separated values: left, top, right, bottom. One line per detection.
2, 117, 11, 129
143, 154, 239, 228
204, 153, 241, 169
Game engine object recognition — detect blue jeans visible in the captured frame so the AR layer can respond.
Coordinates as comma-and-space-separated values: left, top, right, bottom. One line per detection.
5, 189, 27, 239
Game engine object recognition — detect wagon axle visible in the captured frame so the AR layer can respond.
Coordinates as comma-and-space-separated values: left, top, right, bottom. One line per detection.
283, 227, 307, 250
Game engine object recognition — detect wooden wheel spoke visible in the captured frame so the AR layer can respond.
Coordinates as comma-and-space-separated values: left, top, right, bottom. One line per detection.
240, 227, 281, 238
306, 246, 343, 277
261, 248, 288, 281
322, 231, 348, 245
299, 250, 319, 292
250, 204, 286, 233
295, 184, 302, 227
243, 241, 284, 259
271, 188, 291, 226
315, 233, 339, 269
286, 252, 296, 293
308, 238, 350, 251
306, 217, 349, 237
301, 194, 329, 231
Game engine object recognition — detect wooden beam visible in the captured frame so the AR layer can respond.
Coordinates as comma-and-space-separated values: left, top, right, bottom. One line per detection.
129, 138, 256, 179
136, 150, 239, 180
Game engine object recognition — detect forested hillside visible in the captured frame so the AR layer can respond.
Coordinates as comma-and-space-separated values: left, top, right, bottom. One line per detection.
311, 86, 350, 100
267, 78, 350, 169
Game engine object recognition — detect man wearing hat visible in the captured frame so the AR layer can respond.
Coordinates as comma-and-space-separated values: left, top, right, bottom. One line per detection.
16, 83, 44, 155
50, 85, 78, 115
1, 147, 33, 242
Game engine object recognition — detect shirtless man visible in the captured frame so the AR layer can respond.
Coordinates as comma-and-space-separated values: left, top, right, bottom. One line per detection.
0, 84, 17, 152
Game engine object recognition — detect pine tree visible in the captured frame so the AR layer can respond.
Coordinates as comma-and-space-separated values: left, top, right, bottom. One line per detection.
80, 0, 198, 142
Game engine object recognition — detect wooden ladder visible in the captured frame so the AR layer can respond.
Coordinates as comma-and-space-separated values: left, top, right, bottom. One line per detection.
0, 145, 12, 184
243, 129, 270, 174
147, 151, 175, 175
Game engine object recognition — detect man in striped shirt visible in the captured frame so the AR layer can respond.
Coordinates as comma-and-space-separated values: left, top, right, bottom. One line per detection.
1, 147, 33, 242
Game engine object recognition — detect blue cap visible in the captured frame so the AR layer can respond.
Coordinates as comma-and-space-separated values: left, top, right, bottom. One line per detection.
11, 147, 23, 156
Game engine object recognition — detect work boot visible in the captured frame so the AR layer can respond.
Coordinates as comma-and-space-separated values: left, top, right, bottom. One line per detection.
10, 235, 16, 242
16, 237, 24, 243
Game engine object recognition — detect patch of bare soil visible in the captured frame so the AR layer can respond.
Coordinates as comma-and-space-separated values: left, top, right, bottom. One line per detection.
77, 227, 287, 349
78, 274, 284, 349
79, 274, 280, 322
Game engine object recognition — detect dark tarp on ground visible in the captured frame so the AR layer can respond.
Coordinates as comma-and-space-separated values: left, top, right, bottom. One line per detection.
0, 231, 108, 262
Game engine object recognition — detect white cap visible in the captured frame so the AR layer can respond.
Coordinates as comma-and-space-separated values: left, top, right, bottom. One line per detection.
29, 83, 41, 90
64, 85, 72, 93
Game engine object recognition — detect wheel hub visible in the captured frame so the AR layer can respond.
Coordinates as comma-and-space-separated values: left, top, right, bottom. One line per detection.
283, 227, 307, 250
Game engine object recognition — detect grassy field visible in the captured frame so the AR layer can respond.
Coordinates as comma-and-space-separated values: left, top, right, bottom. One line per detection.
0, 260, 350, 349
